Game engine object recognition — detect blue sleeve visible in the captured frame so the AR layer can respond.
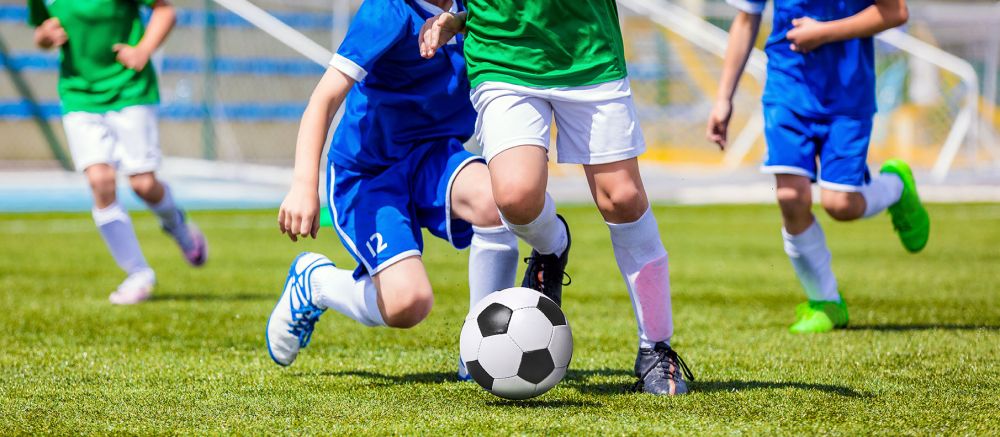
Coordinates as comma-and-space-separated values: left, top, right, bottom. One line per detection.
726, 0, 766, 14
330, 0, 409, 82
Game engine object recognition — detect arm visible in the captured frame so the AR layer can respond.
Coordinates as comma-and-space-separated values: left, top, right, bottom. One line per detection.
419, 11, 467, 59
113, 0, 177, 71
278, 67, 356, 241
787, 0, 908, 53
706, 11, 762, 149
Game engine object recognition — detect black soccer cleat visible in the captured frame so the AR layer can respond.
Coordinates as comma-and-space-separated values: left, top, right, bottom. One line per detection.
520, 214, 571, 306
633, 342, 694, 396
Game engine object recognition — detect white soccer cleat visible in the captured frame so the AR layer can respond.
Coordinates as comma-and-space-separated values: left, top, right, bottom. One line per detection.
109, 268, 156, 305
265, 252, 332, 367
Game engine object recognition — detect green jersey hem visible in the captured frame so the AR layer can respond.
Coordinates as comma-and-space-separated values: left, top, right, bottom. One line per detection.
470, 69, 627, 91
61, 96, 160, 115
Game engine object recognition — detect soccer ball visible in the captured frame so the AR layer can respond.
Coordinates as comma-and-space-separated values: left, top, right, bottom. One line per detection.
460, 287, 573, 400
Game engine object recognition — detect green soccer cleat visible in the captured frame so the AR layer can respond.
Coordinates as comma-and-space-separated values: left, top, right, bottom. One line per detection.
789, 300, 849, 334
880, 159, 930, 253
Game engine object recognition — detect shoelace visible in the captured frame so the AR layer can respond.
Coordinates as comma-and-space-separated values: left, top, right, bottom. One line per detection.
523, 255, 572, 287
289, 307, 323, 348
632, 346, 695, 392
286, 267, 324, 348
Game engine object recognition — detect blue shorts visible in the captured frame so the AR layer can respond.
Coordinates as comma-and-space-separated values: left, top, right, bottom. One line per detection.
762, 104, 872, 192
327, 139, 482, 279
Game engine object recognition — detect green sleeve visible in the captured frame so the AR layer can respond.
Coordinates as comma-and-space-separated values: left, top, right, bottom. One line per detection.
135, 0, 158, 8
27, 0, 50, 27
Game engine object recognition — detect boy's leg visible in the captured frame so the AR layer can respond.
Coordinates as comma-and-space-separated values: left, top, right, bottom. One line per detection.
583, 159, 691, 395
449, 161, 519, 308
266, 252, 437, 366
110, 105, 208, 266
776, 174, 848, 333
817, 115, 929, 253
473, 85, 570, 303
64, 110, 155, 304
548, 78, 689, 395
84, 164, 154, 284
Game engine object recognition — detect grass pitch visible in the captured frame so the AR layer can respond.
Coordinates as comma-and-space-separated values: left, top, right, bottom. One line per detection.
1, 204, 998, 434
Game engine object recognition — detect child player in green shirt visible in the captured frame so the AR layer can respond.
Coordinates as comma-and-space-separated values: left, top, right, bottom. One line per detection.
29, 0, 207, 305
421, 1, 694, 395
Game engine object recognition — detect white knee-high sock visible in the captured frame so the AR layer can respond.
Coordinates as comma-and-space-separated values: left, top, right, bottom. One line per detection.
147, 183, 195, 252
469, 225, 519, 309
311, 266, 386, 327
92, 202, 150, 275
608, 208, 673, 349
500, 193, 568, 256
859, 172, 904, 218
782, 220, 840, 302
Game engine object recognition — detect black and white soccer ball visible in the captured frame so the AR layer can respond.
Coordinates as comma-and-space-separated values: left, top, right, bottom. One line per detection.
460, 287, 573, 400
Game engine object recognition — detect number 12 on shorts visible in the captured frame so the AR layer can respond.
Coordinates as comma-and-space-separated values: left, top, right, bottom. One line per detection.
367, 233, 388, 257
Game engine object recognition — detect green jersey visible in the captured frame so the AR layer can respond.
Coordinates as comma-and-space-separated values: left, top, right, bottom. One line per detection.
464, 0, 628, 89
28, 0, 160, 114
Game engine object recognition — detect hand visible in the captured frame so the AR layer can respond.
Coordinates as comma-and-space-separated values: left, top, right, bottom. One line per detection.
419, 12, 462, 59
706, 99, 733, 150
786, 17, 829, 53
277, 183, 321, 242
35, 18, 67, 49
112, 44, 152, 71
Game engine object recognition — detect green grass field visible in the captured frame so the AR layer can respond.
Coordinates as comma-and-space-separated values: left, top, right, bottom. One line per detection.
1, 204, 998, 434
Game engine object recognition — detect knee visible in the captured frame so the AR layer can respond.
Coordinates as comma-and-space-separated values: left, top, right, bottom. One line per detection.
776, 186, 811, 215
382, 286, 434, 329
822, 196, 861, 221
86, 166, 117, 199
128, 174, 158, 197
492, 180, 544, 224
596, 184, 646, 223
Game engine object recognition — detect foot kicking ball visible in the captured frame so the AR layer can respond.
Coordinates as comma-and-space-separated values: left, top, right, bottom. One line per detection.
460, 287, 573, 400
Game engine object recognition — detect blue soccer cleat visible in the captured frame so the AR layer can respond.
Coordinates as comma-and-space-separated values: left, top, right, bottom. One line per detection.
266, 252, 333, 366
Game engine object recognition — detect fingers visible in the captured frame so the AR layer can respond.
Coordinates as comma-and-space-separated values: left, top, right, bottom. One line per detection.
297, 212, 313, 239
792, 18, 802, 26
112, 43, 127, 53
310, 215, 321, 239
278, 208, 288, 234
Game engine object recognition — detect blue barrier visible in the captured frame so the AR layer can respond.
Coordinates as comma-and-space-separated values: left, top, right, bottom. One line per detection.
0, 100, 306, 122
0, 5, 333, 31
0, 52, 326, 76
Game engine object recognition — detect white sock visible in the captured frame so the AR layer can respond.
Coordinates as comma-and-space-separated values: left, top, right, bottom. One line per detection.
311, 266, 386, 327
500, 193, 568, 256
608, 208, 673, 349
468, 225, 519, 309
860, 172, 904, 218
92, 202, 150, 275
147, 183, 195, 252
782, 220, 840, 302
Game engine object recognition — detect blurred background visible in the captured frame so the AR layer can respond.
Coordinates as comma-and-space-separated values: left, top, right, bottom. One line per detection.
1, 0, 998, 211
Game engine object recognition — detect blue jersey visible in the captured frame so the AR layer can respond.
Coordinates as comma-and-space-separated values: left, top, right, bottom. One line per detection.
727, 0, 876, 118
328, 0, 475, 170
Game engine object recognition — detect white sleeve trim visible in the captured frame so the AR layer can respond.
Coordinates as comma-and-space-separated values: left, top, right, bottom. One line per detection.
726, 0, 765, 14
329, 54, 367, 82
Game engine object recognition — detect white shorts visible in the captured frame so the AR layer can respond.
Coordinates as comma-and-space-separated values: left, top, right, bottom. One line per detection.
470, 78, 646, 165
62, 105, 161, 174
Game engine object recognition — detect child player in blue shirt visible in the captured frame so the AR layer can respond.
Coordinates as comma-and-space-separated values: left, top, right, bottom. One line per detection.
264, 0, 518, 377
708, 0, 930, 333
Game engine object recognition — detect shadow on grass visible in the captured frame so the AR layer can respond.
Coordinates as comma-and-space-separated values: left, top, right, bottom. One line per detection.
693, 380, 867, 397
847, 323, 1000, 332
149, 292, 270, 302
484, 399, 599, 408
563, 369, 866, 398
311, 370, 457, 385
